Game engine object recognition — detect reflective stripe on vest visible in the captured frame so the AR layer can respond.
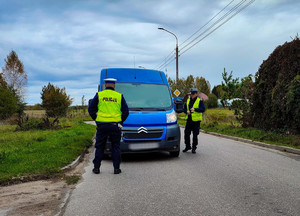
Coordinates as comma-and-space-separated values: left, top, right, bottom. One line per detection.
96, 89, 122, 122
185, 97, 202, 121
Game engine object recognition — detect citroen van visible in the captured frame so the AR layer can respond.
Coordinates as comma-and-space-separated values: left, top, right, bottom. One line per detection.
99, 68, 182, 157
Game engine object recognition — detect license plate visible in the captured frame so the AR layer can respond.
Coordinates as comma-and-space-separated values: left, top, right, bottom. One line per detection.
129, 143, 159, 150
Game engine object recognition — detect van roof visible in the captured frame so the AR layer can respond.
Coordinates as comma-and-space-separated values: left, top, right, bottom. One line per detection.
100, 68, 167, 84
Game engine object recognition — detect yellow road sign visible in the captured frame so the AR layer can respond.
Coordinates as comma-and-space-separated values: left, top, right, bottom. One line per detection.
174, 89, 180, 97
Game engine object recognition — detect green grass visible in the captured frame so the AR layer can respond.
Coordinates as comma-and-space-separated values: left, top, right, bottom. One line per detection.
178, 108, 300, 149
65, 174, 81, 185
0, 119, 96, 185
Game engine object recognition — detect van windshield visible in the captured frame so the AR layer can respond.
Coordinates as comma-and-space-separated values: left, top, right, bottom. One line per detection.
114, 83, 172, 111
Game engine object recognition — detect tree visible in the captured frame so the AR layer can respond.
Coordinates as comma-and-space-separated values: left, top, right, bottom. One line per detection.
41, 83, 73, 117
250, 36, 300, 133
168, 75, 211, 97
220, 69, 255, 126
231, 75, 254, 127
221, 68, 240, 106
195, 77, 210, 95
8, 87, 27, 117
183, 75, 195, 95
206, 93, 218, 108
2, 50, 27, 95
0, 74, 17, 119
2, 51, 27, 116
32, 103, 42, 110
286, 75, 300, 133
0, 73, 7, 89
212, 85, 224, 99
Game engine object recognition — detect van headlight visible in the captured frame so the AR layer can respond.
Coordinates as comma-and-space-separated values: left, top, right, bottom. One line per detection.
166, 110, 177, 123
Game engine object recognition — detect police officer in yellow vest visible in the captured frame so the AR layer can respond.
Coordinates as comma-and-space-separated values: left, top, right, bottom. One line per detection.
88, 78, 129, 174
183, 88, 205, 153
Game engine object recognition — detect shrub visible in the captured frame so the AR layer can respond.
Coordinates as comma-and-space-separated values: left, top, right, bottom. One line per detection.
207, 93, 218, 108
286, 75, 300, 133
41, 83, 72, 117
15, 116, 61, 131
250, 37, 300, 133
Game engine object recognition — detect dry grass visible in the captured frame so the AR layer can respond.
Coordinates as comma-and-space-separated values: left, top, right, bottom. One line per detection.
24, 110, 46, 118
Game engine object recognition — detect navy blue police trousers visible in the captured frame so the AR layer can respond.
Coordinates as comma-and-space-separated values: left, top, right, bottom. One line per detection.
93, 123, 121, 169
184, 120, 201, 149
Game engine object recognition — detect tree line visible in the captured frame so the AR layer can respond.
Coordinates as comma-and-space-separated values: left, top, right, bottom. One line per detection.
0, 50, 72, 120
168, 36, 300, 134
2, 35, 299, 134
220, 36, 299, 134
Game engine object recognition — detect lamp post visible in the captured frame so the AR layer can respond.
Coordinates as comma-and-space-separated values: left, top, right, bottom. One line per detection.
158, 27, 179, 84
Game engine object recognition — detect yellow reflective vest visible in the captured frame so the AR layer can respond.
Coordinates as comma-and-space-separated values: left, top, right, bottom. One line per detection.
185, 97, 203, 121
96, 89, 122, 122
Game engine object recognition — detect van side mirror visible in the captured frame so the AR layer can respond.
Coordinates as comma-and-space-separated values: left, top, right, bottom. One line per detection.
174, 99, 184, 113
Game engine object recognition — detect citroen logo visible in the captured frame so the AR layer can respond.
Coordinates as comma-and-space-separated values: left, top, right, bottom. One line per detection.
137, 126, 148, 133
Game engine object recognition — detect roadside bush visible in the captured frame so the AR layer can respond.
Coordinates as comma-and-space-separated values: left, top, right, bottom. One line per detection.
41, 83, 72, 117
206, 93, 218, 108
32, 103, 43, 110
231, 99, 253, 128
285, 75, 300, 133
15, 115, 61, 131
250, 37, 300, 133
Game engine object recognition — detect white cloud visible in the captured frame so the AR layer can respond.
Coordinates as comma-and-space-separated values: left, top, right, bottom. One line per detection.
1, 0, 299, 104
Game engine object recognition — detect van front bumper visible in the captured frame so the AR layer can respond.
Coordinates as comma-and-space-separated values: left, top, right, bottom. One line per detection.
104, 124, 181, 154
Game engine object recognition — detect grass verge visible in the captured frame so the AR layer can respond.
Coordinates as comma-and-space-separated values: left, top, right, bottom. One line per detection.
178, 108, 300, 149
0, 119, 96, 185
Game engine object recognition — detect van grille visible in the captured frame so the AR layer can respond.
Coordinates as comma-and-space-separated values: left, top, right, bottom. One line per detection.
123, 128, 163, 139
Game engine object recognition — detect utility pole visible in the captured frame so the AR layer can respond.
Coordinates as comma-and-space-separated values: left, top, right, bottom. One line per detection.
158, 27, 179, 84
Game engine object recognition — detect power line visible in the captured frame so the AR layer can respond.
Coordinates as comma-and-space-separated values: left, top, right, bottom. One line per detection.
155, 0, 241, 70
154, 49, 175, 70
180, 0, 235, 48
157, 55, 176, 71
156, 1, 237, 70
154, 0, 255, 71
180, 0, 255, 56
180, 0, 247, 52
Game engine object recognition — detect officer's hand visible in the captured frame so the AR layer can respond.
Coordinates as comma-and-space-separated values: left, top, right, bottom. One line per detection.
187, 110, 191, 115
191, 108, 195, 112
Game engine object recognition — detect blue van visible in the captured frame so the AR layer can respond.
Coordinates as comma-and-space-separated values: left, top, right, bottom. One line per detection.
98, 68, 182, 157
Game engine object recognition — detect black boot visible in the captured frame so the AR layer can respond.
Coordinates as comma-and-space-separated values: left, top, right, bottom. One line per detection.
114, 168, 122, 174
192, 146, 197, 154
93, 168, 100, 174
182, 146, 192, 152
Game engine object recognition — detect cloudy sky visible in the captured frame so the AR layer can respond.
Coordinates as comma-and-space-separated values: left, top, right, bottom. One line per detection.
0, 0, 299, 105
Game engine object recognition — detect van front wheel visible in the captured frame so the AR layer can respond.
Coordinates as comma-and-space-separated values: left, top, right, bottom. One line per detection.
169, 151, 180, 157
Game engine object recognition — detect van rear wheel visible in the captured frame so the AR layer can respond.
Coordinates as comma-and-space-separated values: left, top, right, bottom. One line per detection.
170, 151, 180, 157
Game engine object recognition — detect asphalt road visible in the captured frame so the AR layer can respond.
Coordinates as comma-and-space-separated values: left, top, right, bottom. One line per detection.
63, 128, 300, 216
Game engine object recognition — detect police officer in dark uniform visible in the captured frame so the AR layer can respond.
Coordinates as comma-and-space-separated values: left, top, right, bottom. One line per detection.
183, 88, 205, 153
88, 78, 129, 174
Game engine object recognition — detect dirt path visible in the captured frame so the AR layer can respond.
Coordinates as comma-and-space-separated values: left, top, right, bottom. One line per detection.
0, 179, 69, 216
0, 150, 91, 216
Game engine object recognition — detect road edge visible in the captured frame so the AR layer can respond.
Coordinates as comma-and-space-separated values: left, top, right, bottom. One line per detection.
56, 134, 96, 216
199, 129, 300, 155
